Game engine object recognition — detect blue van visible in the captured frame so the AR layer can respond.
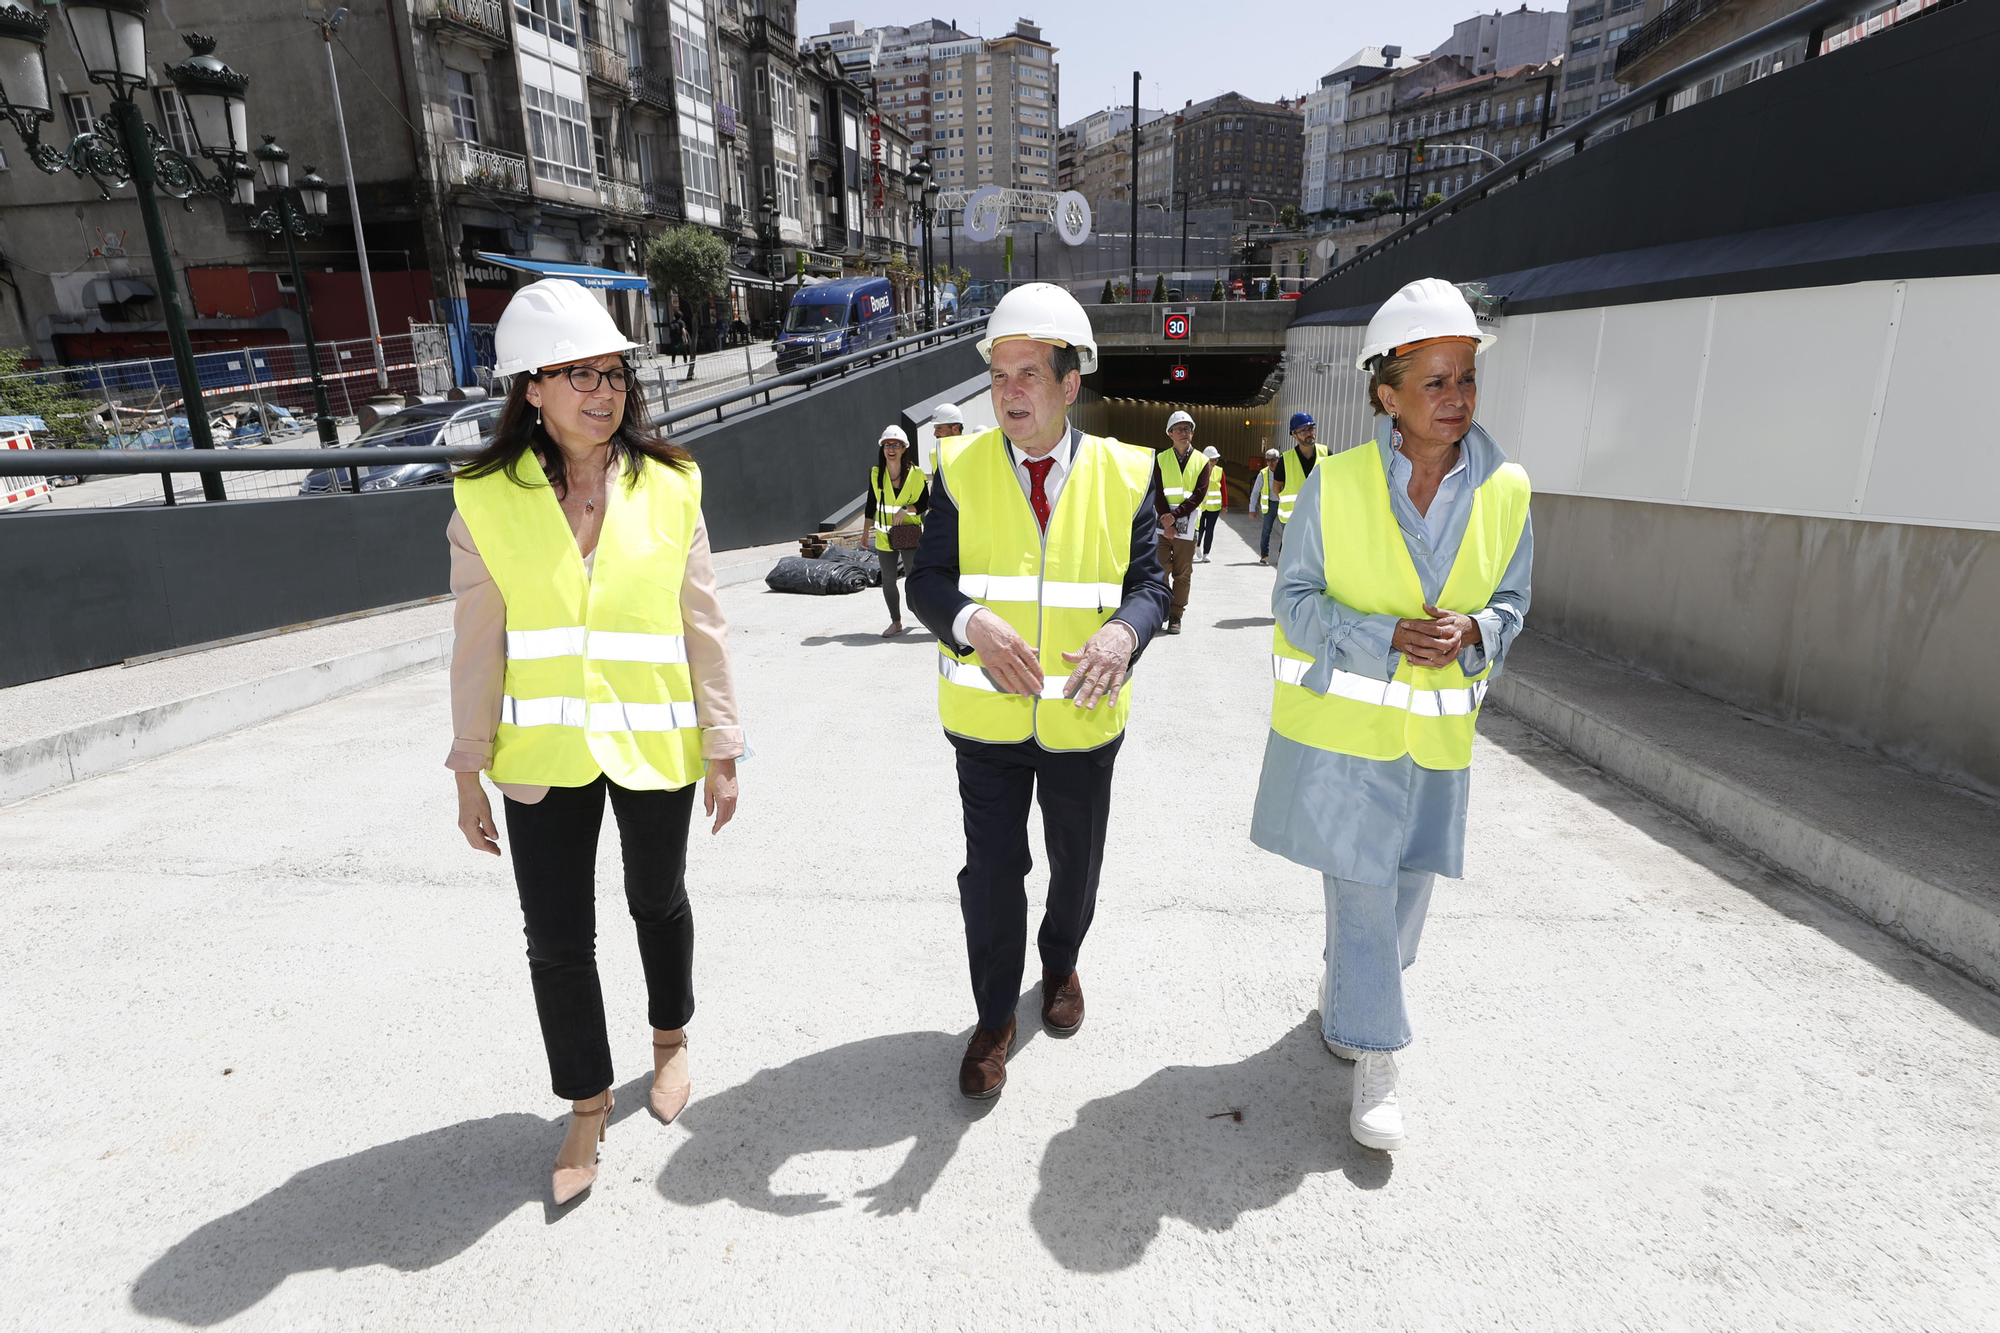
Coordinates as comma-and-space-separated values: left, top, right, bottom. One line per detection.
774, 276, 898, 371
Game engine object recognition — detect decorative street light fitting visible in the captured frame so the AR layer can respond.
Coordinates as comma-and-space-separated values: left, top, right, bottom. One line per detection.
242, 135, 338, 453
298, 166, 331, 219
0, 5, 53, 131
165, 33, 250, 174
63, 0, 149, 94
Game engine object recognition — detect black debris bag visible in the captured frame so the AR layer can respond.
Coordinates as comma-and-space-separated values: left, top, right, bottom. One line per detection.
765, 555, 870, 595
816, 543, 882, 585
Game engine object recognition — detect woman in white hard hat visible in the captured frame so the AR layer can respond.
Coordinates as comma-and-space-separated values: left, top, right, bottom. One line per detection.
866, 424, 928, 636
1251, 277, 1532, 1153
1197, 444, 1226, 563
444, 278, 745, 1205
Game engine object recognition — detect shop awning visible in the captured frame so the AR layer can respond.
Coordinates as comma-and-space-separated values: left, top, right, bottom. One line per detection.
473, 252, 651, 291
727, 265, 781, 291
86, 278, 154, 304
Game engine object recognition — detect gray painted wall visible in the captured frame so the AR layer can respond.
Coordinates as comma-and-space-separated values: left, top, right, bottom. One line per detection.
1528, 494, 2000, 795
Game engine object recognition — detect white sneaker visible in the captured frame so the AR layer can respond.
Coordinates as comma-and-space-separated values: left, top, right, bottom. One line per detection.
1349, 1051, 1405, 1151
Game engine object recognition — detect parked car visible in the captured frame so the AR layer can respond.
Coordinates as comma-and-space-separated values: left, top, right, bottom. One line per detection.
298, 399, 503, 494
773, 275, 898, 372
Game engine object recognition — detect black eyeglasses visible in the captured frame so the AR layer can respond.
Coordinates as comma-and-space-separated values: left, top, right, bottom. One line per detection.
544, 363, 632, 393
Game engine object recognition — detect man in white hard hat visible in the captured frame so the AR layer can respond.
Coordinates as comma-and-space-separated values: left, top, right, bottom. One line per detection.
1197, 444, 1226, 563
924, 400, 964, 473
1253, 276, 1531, 1153
1247, 448, 1283, 564
1152, 410, 1211, 631
907, 281, 1169, 1101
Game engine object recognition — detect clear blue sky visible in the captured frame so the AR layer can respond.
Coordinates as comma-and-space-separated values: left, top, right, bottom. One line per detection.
796, 1, 1506, 121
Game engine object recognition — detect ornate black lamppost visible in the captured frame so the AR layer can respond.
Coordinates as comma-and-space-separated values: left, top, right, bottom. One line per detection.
0, 4, 251, 500
247, 136, 338, 449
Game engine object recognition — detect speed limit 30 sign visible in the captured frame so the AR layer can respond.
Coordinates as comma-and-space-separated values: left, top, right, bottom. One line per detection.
1163, 309, 1191, 341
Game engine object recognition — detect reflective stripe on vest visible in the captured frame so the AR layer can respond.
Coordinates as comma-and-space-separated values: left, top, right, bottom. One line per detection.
1269, 442, 1529, 770
934, 426, 1153, 751
1202, 464, 1224, 512
871, 463, 926, 551
1158, 447, 1207, 505
1276, 443, 1328, 523
454, 453, 706, 791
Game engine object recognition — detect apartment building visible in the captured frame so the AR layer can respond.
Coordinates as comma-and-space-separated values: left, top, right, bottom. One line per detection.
1430, 6, 1568, 73
803, 16, 1061, 198
1388, 61, 1562, 207
1300, 47, 1419, 215
1334, 56, 1472, 213
1171, 93, 1306, 220
1060, 107, 1167, 206
1557, 0, 1647, 121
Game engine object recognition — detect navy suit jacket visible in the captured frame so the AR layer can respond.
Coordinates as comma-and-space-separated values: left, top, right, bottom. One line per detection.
907, 427, 1170, 663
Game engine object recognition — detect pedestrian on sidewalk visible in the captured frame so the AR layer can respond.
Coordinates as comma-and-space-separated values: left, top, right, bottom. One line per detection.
1269, 412, 1327, 563
1248, 448, 1281, 564
867, 424, 929, 637
444, 279, 745, 1207
907, 283, 1169, 1101
666, 313, 690, 368
1197, 444, 1226, 563
1152, 410, 1211, 633
1252, 278, 1532, 1154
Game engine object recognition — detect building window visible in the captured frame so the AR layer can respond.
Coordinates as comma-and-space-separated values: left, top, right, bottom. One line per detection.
154, 89, 194, 154
682, 134, 719, 210
635, 131, 655, 185
446, 70, 480, 144
63, 93, 94, 139
516, 0, 578, 47
777, 159, 802, 221
592, 115, 611, 177
771, 69, 798, 135
525, 84, 592, 186
671, 1, 712, 106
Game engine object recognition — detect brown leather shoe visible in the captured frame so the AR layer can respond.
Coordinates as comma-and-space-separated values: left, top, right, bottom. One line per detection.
1042, 969, 1084, 1037
959, 1017, 1016, 1100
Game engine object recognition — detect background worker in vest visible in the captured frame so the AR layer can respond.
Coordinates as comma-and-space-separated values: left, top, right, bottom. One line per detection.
445, 279, 745, 1206
927, 400, 964, 470
907, 283, 1169, 1101
1251, 278, 1532, 1154
1270, 412, 1328, 562
1197, 444, 1226, 563
1152, 410, 1211, 633
1248, 447, 1282, 564
866, 425, 928, 637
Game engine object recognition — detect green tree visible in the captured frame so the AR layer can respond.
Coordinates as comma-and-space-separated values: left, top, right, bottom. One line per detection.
1208, 278, 1226, 302
645, 225, 730, 352
1370, 189, 1397, 208
1263, 274, 1281, 300
1150, 273, 1168, 303
1278, 204, 1303, 230
0, 348, 100, 447
1421, 191, 1445, 211
1099, 279, 1117, 304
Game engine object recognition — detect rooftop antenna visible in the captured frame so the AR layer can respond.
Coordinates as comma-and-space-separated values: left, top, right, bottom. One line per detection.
1382, 44, 1403, 68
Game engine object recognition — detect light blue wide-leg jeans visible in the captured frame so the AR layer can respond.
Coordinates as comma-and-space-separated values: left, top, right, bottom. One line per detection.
1320, 869, 1436, 1052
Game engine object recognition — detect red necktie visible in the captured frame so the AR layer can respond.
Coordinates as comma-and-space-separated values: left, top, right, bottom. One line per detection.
1024, 456, 1055, 531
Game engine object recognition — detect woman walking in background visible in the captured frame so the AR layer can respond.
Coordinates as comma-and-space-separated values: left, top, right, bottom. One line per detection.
1252, 278, 1532, 1153
446, 279, 744, 1206
867, 424, 929, 637
1196, 444, 1226, 563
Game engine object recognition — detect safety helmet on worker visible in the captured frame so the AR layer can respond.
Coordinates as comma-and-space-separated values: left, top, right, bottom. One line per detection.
1355, 277, 1495, 370
1289, 412, 1316, 434
1165, 410, 1195, 432
494, 278, 645, 376
879, 425, 910, 446
1203, 445, 1220, 460
931, 401, 963, 426
976, 281, 1099, 376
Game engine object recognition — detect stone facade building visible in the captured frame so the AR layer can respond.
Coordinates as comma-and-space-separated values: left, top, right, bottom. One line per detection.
1170, 92, 1305, 221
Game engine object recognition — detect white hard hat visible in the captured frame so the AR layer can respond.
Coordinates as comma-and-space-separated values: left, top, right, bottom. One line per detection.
1203, 445, 1220, 459
494, 278, 644, 376
1165, 410, 1195, 431
1264, 448, 1281, 457
977, 281, 1098, 375
931, 402, 963, 425
1355, 277, 1496, 370
879, 425, 910, 445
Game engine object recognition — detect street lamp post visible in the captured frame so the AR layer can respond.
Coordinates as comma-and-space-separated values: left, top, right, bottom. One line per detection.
910, 159, 936, 331
248, 136, 338, 452
0, 5, 252, 502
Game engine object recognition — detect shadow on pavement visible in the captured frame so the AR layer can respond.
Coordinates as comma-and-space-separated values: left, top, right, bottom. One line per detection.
128, 1080, 655, 1326
657, 1025, 1017, 1217
799, 632, 939, 648
1213, 616, 1275, 629
1030, 1019, 1387, 1273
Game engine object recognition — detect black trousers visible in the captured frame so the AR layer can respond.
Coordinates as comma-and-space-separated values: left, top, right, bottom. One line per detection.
950, 733, 1123, 1031
502, 776, 696, 1100
878, 546, 916, 621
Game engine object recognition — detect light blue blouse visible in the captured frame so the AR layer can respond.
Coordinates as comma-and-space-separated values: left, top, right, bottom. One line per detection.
1248, 420, 1534, 888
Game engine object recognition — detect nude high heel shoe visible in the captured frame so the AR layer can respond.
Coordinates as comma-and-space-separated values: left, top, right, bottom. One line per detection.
551, 1089, 612, 1206
651, 1030, 691, 1124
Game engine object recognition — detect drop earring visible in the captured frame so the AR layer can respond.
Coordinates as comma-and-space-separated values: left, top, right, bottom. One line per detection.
1391, 415, 1402, 450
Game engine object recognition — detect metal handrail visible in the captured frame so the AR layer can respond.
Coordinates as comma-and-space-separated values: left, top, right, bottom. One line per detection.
1308, 0, 1865, 292
0, 317, 991, 477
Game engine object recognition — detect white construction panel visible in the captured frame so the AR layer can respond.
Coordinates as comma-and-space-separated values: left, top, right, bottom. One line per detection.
1858, 274, 2000, 529
1472, 313, 1532, 459
1514, 309, 1602, 494
1580, 297, 1708, 500
1687, 283, 1895, 514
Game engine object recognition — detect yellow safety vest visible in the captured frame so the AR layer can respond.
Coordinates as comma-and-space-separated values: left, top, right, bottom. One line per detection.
935, 426, 1154, 751
1276, 442, 1329, 524
454, 454, 706, 791
1269, 443, 1530, 770
1157, 446, 1208, 510
1202, 461, 1225, 512
871, 463, 926, 552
